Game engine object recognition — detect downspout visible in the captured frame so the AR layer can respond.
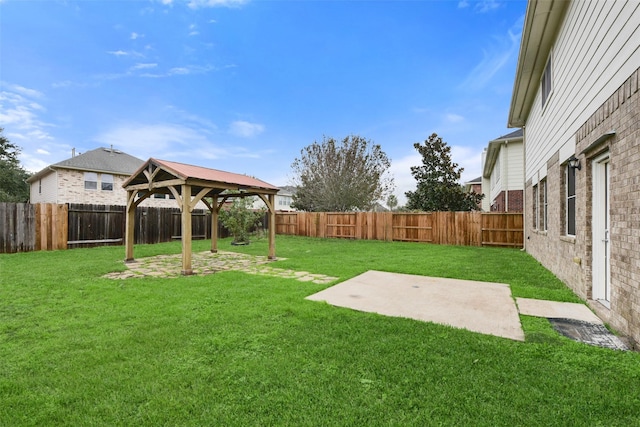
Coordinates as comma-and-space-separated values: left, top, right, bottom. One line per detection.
504, 140, 509, 212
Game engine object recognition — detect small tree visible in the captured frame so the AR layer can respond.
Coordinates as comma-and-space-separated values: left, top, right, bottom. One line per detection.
290, 135, 394, 212
405, 133, 483, 211
0, 128, 31, 202
218, 195, 266, 245
386, 194, 398, 211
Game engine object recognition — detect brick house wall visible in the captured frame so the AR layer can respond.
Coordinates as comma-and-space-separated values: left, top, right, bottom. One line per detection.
468, 183, 483, 210
490, 190, 523, 212
525, 67, 640, 345
55, 169, 202, 208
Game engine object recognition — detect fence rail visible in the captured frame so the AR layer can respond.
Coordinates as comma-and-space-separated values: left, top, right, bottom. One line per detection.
1, 204, 523, 253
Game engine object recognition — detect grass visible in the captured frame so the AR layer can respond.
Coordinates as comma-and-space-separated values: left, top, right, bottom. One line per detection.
1, 235, 638, 426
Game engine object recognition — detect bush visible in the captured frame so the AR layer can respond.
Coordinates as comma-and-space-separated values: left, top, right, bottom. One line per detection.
218, 195, 266, 244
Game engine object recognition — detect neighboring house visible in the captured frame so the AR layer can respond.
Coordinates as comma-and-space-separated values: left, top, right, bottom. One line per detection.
274, 185, 297, 211
507, 0, 640, 345
253, 185, 297, 211
463, 176, 483, 210
27, 147, 184, 208
481, 129, 524, 212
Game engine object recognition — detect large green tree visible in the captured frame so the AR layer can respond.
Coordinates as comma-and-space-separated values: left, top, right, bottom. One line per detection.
405, 133, 482, 212
0, 128, 31, 202
290, 135, 394, 212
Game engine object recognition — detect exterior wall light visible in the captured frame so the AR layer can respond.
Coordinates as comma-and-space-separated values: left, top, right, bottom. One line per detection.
568, 155, 581, 170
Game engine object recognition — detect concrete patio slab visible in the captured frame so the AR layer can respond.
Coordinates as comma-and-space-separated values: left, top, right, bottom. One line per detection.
306, 270, 525, 341
516, 297, 603, 324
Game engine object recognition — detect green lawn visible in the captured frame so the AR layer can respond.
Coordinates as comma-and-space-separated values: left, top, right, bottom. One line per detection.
1, 236, 638, 426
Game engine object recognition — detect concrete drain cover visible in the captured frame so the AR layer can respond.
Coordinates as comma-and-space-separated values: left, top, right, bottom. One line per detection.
549, 318, 629, 351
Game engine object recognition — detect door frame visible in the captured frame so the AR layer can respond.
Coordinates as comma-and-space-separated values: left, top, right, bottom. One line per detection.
592, 151, 610, 306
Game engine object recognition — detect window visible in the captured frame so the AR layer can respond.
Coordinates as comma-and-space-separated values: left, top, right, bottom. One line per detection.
84, 172, 98, 190
38, 179, 42, 194
541, 53, 553, 108
532, 184, 538, 230
279, 196, 292, 206
153, 193, 166, 199
566, 165, 576, 235
540, 179, 548, 232
101, 174, 114, 191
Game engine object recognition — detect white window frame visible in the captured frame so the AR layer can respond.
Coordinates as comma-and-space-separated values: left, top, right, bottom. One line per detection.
101, 173, 114, 191
532, 184, 538, 230
566, 165, 577, 236
84, 172, 98, 190
540, 178, 548, 232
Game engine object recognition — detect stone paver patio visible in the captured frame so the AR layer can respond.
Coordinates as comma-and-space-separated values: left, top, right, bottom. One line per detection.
103, 251, 338, 285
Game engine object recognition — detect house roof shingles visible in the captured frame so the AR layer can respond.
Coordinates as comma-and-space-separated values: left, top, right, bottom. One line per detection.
53, 147, 144, 175
28, 147, 144, 183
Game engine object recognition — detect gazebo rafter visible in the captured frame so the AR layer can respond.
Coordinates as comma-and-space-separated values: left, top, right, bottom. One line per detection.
122, 158, 280, 275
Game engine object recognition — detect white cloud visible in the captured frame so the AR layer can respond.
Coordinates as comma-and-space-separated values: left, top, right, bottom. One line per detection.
131, 63, 158, 70
95, 123, 205, 155
445, 113, 465, 123
7, 84, 44, 99
130, 32, 143, 40
0, 89, 52, 137
458, 15, 523, 91
475, 0, 501, 13
107, 50, 129, 56
93, 121, 270, 166
0, 83, 66, 171
228, 120, 265, 138
168, 67, 190, 75
388, 152, 420, 206
52, 80, 72, 88
458, 0, 502, 13
186, 0, 248, 9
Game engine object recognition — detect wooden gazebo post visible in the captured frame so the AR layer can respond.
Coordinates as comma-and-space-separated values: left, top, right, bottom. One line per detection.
268, 193, 276, 259
124, 189, 136, 262
181, 183, 193, 275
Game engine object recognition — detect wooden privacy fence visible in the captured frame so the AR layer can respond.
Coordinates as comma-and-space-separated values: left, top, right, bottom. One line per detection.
275, 211, 523, 248
0, 203, 230, 253
67, 204, 225, 248
0, 203, 68, 253
1, 203, 523, 253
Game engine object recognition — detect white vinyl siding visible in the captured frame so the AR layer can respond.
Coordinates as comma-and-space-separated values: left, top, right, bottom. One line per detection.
488, 141, 524, 205
525, 0, 640, 182
505, 141, 524, 191
29, 172, 58, 203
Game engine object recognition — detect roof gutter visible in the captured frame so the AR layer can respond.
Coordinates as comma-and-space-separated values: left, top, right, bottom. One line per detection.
507, 0, 569, 128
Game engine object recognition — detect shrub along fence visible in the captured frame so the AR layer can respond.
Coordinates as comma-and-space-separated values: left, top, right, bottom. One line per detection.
275, 211, 523, 248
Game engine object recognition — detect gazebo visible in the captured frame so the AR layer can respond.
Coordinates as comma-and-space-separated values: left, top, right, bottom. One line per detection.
122, 158, 280, 275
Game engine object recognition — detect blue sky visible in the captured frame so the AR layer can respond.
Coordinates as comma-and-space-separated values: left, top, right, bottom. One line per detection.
1, 0, 526, 205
